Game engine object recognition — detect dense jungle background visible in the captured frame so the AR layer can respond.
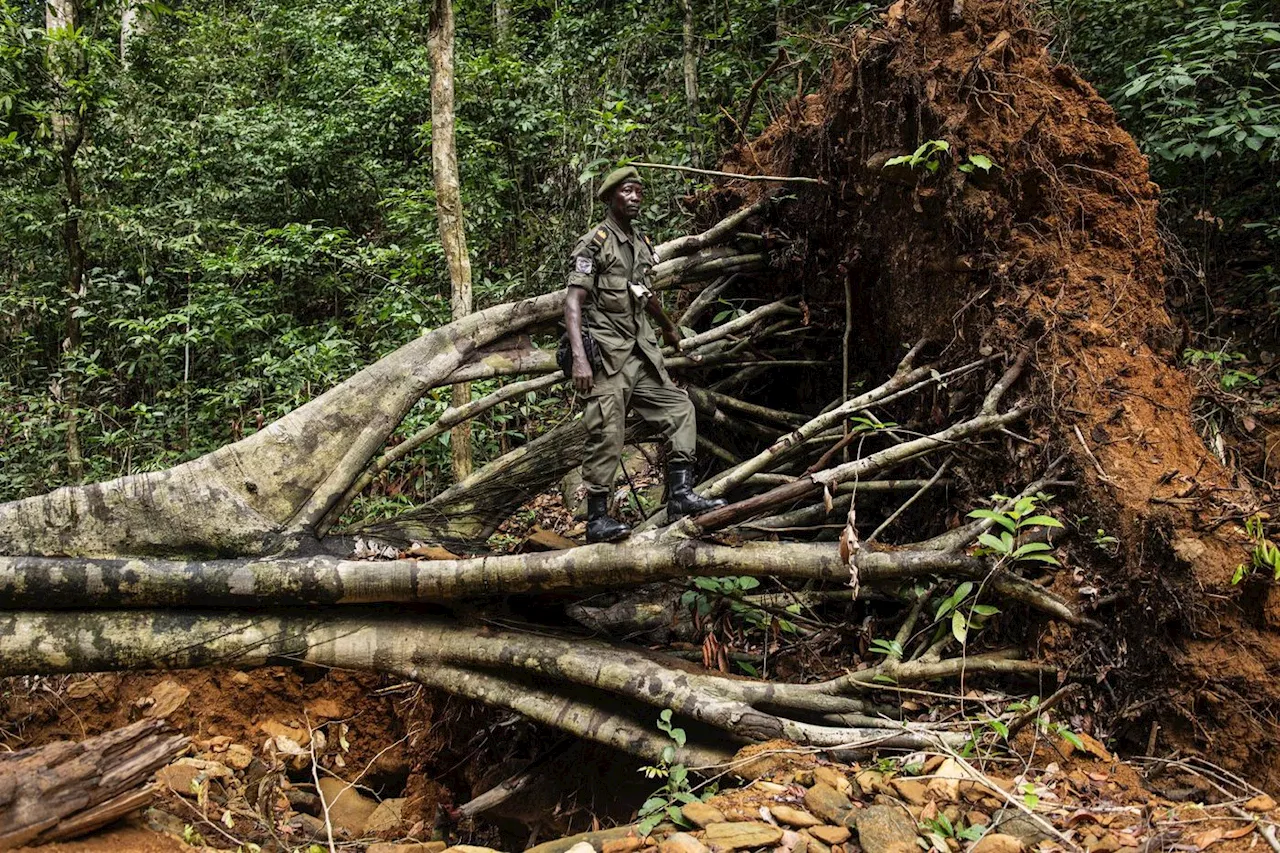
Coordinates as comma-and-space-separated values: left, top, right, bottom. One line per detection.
2, 0, 1276, 513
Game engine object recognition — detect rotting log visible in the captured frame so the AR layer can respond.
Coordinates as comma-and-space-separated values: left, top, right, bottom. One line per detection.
0, 718, 188, 848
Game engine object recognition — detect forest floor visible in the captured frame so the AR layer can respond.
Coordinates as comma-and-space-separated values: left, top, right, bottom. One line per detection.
6, 658, 1280, 853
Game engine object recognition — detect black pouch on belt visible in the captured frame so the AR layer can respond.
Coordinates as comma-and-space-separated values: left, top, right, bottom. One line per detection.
557, 330, 604, 377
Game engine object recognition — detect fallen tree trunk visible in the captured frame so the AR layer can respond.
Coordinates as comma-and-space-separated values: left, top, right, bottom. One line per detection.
0, 611, 1012, 762
0, 539, 1079, 622
0, 718, 188, 848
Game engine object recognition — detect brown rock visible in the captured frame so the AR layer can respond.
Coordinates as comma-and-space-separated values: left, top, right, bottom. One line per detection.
155, 762, 202, 796
813, 767, 852, 797
317, 777, 380, 835
809, 825, 851, 845
155, 757, 232, 796
223, 743, 254, 770
731, 740, 818, 781
365, 797, 407, 833
367, 844, 447, 853
231, 671, 254, 686
889, 778, 929, 806
924, 759, 972, 802
658, 832, 709, 853
260, 718, 310, 747
971, 834, 1024, 853
798, 832, 832, 853
66, 673, 120, 701
703, 821, 785, 850
990, 811, 1052, 846
804, 783, 853, 824
770, 805, 824, 828
680, 801, 726, 828
287, 813, 328, 838
143, 679, 191, 719
603, 837, 646, 853
852, 804, 918, 853
789, 769, 816, 787
305, 697, 346, 720
1246, 794, 1278, 812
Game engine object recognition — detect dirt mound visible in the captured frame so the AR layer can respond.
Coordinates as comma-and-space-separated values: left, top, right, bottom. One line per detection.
708, 0, 1275, 786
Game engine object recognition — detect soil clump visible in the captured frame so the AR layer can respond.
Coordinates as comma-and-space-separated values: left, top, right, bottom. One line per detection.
701, 0, 1275, 787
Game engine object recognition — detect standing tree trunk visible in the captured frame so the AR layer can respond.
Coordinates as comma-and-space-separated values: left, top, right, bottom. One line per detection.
46, 0, 86, 485
429, 0, 474, 482
681, 0, 699, 164
120, 0, 149, 69
494, 0, 511, 47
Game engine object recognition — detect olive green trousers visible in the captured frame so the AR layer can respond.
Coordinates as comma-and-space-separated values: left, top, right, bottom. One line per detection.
582, 353, 697, 497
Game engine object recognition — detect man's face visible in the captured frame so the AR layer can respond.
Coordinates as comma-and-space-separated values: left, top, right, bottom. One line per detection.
610, 181, 644, 222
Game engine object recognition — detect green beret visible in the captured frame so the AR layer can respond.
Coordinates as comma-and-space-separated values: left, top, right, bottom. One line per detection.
597, 165, 642, 202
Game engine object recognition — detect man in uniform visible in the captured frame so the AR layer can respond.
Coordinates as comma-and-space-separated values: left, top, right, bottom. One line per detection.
564, 165, 727, 543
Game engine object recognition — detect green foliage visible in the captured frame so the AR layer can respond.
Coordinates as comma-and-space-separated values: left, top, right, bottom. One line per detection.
968, 492, 1064, 567
0, 0, 864, 504
636, 709, 710, 837
681, 576, 801, 636
1064, 0, 1279, 331
885, 139, 951, 172
1183, 347, 1262, 390
1232, 513, 1280, 583
920, 812, 987, 850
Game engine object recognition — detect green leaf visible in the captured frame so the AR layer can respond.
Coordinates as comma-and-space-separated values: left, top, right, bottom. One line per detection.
968, 508, 1017, 533
671, 728, 687, 747
1059, 729, 1085, 750
971, 604, 1000, 617
977, 532, 1010, 554
737, 576, 761, 590
1018, 553, 1061, 565
989, 719, 1009, 739
968, 153, 994, 171
952, 610, 969, 643
1233, 563, 1248, 584
667, 805, 685, 822
1012, 541, 1053, 558
1020, 515, 1063, 529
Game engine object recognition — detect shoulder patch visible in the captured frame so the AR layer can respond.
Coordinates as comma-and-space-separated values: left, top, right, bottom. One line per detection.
574, 255, 594, 274
588, 228, 608, 253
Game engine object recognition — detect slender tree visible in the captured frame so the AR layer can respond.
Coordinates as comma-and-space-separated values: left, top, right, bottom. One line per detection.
120, 0, 149, 69
681, 0, 699, 163
494, 0, 511, 46
45, 0, 86, 484
429, 0, 474, 481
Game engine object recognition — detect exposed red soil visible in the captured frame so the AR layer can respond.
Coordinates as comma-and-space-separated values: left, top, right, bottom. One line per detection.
708, 0, 1278, 787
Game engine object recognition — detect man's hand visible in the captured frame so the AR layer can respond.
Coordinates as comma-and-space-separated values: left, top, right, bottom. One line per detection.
661, 325, 682, 350
572, 352, 594, 392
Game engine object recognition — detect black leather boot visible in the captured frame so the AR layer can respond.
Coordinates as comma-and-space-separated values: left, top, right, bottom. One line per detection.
666, 463, 728, 519
586, 493, 630, 543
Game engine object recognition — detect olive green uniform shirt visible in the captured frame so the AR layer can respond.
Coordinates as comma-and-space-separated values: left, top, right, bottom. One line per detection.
567, 214, 698, 495
566, 214, 667, 377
